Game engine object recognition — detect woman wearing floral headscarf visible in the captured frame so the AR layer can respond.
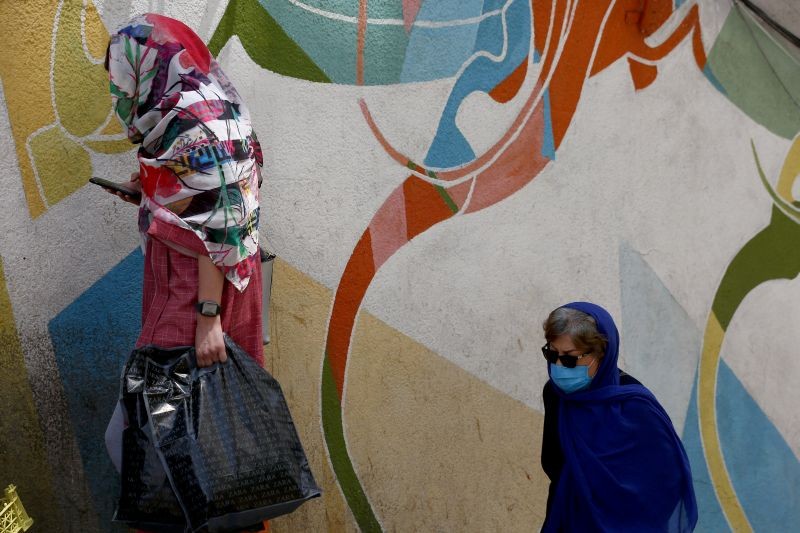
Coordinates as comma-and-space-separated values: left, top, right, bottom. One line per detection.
103, 13, 264, 369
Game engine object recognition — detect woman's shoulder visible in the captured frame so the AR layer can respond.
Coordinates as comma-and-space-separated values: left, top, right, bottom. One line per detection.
618, 369, 642, 386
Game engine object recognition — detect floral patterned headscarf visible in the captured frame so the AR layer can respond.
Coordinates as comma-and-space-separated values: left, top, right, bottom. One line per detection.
108, 13, 262, 291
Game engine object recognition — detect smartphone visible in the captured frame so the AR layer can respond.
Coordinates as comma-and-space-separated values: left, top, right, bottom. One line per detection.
89, 177, 142, 201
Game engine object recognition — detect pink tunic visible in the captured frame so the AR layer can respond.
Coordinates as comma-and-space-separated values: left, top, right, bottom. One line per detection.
135, 218, 264, 366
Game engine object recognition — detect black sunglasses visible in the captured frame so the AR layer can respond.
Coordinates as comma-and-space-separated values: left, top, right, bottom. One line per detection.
541, 343, 593, 368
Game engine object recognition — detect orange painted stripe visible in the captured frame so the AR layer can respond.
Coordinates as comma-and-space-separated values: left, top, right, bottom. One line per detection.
356, 0, 368, 85
490, 56, 529, 103
403, 178, 457, 240
326, 228, 375, 397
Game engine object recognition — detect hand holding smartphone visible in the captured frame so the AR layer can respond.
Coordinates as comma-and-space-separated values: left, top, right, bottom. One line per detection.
89, 177, 142, 204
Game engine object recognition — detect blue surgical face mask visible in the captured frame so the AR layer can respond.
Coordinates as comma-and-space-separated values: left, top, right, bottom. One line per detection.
550, 363, 592, 393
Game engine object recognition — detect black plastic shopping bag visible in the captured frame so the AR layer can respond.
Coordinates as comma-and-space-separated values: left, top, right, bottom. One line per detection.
113, 336, 320, 532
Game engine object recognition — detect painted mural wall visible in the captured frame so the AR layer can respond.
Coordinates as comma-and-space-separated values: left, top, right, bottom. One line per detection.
0, 0, 798, 531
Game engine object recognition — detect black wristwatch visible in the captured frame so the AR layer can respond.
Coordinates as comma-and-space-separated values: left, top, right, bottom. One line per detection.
196, 300, 222, 317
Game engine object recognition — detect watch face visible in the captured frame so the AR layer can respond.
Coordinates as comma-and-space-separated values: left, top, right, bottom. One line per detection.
200, 301, 220, 316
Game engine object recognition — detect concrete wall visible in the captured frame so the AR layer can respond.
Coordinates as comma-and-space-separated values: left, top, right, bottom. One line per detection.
0, 1, 798, 531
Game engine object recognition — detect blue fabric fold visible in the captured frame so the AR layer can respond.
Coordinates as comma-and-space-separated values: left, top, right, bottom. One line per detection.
543, 302, 698, 532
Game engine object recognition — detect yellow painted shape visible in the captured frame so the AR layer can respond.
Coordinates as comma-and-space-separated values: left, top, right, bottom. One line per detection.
263, 258, 357, 532
83, 1, 107, 58
29, 127, 92, 206
0, 0, 59, 217
263, 258, 548, 531
776, 135, 800, 204
0, 0, 127, 217
697, 312, 752, 532
99, 114, 124, 136
0, 258, 63, 531
54, 0, 111, 137
86, 139, 135, 155
347, 312, 547, 531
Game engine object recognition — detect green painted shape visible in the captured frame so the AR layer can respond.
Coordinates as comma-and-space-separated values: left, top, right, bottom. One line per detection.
712, 204, 800, 330
321, 354, 382, 532
435, 185, 459, 214
707, 7, 800, 139
0, 258, 64, 531
207, 0, 330, 83
426, 170, 459, 214
747, 20, 800, 101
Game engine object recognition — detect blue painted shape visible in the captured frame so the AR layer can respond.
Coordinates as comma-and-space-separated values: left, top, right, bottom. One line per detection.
49, 249, 143, 528
682, 374, 730, 532
423, 0, 531, 167
704, 63, 728, 95
418, 0, 492, 22
619, 241, 701, 434
541, 89, 555, 160
682, 360, 800, 532
716, 360, 800, 529
400, 0, 485, 83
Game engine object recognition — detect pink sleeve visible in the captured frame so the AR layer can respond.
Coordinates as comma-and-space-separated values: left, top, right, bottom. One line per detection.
146, 218, 209, 257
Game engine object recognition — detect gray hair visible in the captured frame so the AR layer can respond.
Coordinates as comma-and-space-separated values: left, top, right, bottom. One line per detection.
542, 307, 607, 355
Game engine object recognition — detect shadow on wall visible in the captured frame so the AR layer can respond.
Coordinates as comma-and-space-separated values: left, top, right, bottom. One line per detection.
48, 250, 143, 529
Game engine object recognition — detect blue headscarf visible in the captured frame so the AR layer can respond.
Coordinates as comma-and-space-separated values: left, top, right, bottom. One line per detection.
543, 302, 698, 532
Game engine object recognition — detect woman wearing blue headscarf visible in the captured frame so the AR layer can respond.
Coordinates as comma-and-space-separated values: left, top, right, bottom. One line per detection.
540, 302, 697, 532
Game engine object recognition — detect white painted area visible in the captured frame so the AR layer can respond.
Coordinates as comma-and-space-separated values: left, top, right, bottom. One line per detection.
217, 38, 456, 288
723, 276, 800, 460
0, 82, 31, 240
364, 37, 787, 409
619, 242, 702, 435
697, 0, 733, 50
210, 25, 793, 412
94, 0, 228, 40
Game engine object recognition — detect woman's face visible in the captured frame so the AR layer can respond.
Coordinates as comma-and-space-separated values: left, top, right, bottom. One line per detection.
549, 335, 601, 377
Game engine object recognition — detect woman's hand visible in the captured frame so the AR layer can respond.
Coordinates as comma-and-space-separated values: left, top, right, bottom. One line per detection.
195, 254, 226, 367
195, 315, 227, 367
102, 171, 142, 205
